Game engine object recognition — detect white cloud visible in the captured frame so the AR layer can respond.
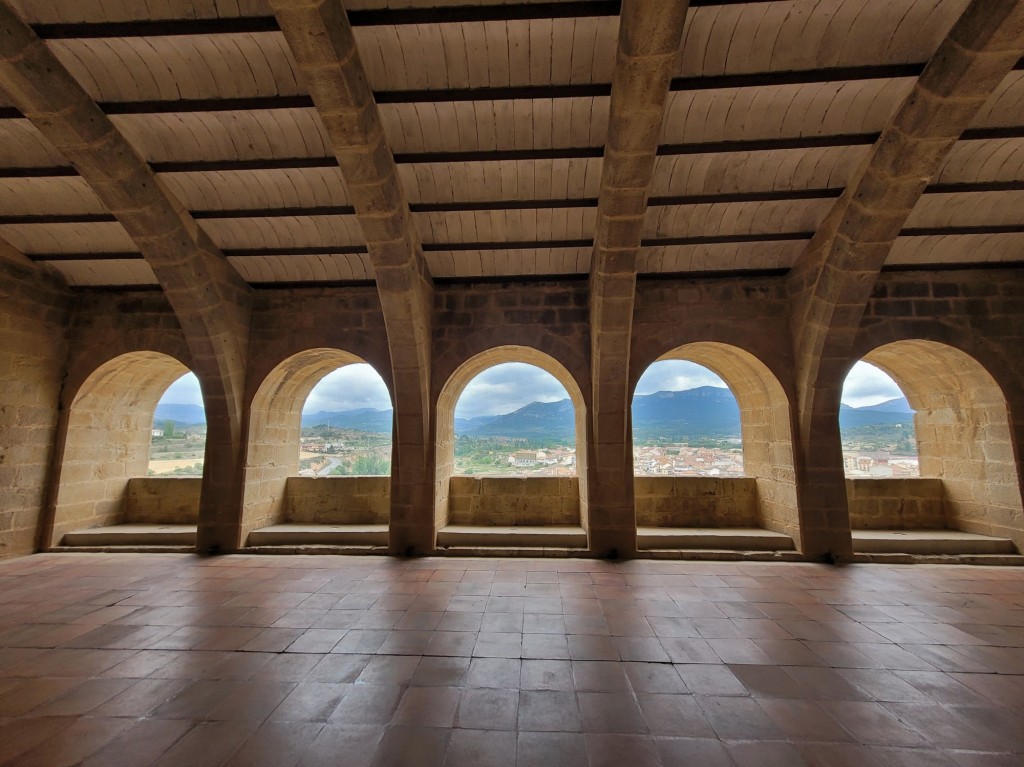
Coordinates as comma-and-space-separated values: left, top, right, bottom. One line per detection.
159, 372, 203, 406
634, 360, 728, 397
455, 362, 570, 419
841, 361, 906, 408
303, 363, 392, 414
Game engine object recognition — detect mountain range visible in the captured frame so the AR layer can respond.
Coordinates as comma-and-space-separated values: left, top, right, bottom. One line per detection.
839, 397, 914, 428
153, 403, 206, 426
159, 391, 915, 438
300, 407, 393, 432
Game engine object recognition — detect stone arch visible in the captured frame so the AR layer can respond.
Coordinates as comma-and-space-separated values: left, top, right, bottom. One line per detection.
241, 348, 392, 539
859, 340, 1023, 548
636, 342, 800, 543
49, 351, 192, 546
434, 345, 589, 537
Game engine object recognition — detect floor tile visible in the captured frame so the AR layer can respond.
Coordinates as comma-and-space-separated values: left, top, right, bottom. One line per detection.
0, 554, 1021, 767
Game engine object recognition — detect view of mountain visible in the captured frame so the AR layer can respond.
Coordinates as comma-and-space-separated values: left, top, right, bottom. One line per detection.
467, 387, 743, 444
464, 399, 575, 441
839, 397, 915, 429
632, 386, 740, 440
287, 390, 916, 442
455, 414, 499, 434
153, 403, 206, 426
859, 396, 913, 413
301, 408, 393, 432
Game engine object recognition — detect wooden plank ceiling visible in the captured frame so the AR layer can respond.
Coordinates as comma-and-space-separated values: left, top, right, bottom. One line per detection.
0, 0, 1021, 287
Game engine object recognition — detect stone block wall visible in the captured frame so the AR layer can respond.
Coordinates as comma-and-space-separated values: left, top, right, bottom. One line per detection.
447, 477, 580, 527
50, 350, 191, 545
635, 477, 759, 528
846, 478, 945, 529
0, 258, 68, 558
3, 265, 1023, 558
284, 477, 390, 525
241, 289, 390, 540
858, 270, 1024, 549
124, 477, 201, 524
432, 281, 591, 536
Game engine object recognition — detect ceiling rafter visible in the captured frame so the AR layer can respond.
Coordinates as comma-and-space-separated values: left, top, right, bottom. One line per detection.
11, 58, 1019, 118
29, 1, 792, 40
3, 127, 1023, 181
9, 180, 1024, 226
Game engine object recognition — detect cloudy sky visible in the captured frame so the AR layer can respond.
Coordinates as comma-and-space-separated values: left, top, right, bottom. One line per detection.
635, 360, 728, 396
160, 372, 203, 406
157, 365, 394, 413
840, 360, 905, 408
158, 359, 906, 414
302, 364, 392, 413
454, 362, 569, 419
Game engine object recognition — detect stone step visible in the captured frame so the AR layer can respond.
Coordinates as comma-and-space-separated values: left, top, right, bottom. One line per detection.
637, 527, 795, 551
644, 549, 806, 562
62, 524, 197, 547
245, 545, 388, 556
438, 547, 592, 558
247, 524, 389, 547
436, 525, 588, 550
852, 552, 1024, 566
852, 529, 1018, 555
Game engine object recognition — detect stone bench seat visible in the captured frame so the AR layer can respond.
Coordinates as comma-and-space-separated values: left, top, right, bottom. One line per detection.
637, 526, 795, 551
61, 524, 197, 549
852, 529, 1017, 555
247, 524, 389, 547
437, 524, 587, 550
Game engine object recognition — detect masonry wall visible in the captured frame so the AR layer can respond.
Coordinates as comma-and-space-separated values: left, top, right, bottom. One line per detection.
0, 258, 68, 558
241, 288, 392, 540
632, 277, 802, 541
447, 477, 580, 526
635, 477, 759, 528
46, 293, 192, 547
432, 282, 591, 535
124, 477, 201, 524
284, 477, 390, 524
846, 478, 945, 529
857, 269, 1024, 549
3, 267, 1023, 559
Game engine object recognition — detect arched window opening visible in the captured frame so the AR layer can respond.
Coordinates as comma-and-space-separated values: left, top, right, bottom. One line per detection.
845, 341, 1022, 555
241, 350, 393, 547
434, 347, 589, 551
632, 344, 799, 552
453, 362, 577, 477
52, 351, 199, 549
840, 361, 918, 478
632, 360, 742, 478
300, 364, 393, 477
148, 372, 207, 477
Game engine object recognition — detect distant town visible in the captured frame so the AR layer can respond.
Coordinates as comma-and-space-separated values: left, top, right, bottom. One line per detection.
634, 443, 744, 477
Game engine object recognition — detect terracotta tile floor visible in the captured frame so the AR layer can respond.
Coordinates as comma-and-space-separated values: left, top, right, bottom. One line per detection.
0, 554, 1021, 766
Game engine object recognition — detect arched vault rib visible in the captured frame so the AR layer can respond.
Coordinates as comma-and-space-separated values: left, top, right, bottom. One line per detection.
270, 0, 434, 553
786, 0, 1024, 558
588, 0, 688, 555
0, 1, 252, 552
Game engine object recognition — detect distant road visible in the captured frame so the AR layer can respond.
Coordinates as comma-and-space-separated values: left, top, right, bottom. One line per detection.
315, 457, 341, 477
